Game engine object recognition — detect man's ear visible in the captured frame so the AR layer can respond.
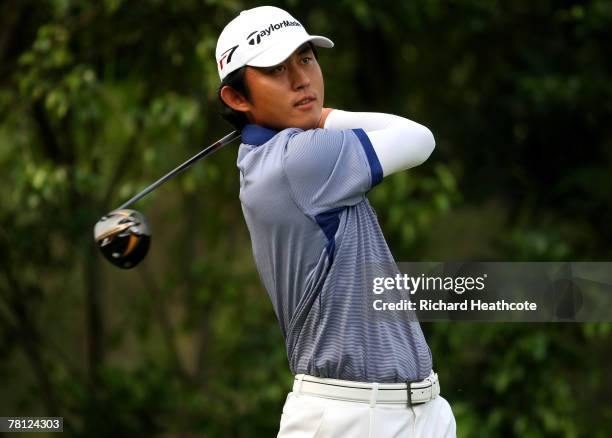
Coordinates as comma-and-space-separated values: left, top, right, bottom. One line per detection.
220, 86, 250, 113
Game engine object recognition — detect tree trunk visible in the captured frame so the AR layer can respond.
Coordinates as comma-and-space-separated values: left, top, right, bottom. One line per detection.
85, 239, 104, 383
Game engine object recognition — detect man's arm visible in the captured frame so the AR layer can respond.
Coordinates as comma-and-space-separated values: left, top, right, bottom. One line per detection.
318, 109, 435, 178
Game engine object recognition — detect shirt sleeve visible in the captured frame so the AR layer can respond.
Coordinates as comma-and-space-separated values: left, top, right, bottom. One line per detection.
324, 110, 436, 178
282, 128, 383, 217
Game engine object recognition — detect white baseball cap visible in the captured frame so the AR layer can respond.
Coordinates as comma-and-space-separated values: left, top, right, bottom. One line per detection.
215, 6, 334, 81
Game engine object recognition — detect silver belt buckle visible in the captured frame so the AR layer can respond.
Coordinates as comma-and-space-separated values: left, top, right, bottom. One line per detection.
406, 380, 416, 406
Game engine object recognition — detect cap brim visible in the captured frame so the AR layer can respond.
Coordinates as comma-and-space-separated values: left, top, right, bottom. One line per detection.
246, 35, 334, 68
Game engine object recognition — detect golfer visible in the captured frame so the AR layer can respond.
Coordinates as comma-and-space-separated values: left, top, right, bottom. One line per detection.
216, 6, 456, 437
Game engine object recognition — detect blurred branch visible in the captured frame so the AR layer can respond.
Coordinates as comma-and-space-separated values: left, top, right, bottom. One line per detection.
32, 99, 62, 163
0, 280, 86, 385
0, 289, 18, 356
138, 264, 189, 382
59, 108, 76, 167
0, 0, 22, 81
0, 256, 61, 416
85, 236, 105, 384
101, 119, 144, 209
194, 310, 212, 386
65, 4, 103, 33
179, 191, 208, 384
0, 0, 19, 56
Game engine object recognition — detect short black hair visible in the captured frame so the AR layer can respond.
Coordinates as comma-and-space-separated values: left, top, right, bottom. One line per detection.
216, 43, 319, 131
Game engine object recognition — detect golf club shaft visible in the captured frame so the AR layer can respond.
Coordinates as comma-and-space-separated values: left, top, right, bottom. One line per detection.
116, 130, 241, 210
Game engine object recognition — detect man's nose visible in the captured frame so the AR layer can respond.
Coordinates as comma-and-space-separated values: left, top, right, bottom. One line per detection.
290, 64, 310, 90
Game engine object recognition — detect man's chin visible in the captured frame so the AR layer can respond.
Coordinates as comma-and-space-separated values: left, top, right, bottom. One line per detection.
266, 113, 320, 131
294, 114, 322, 131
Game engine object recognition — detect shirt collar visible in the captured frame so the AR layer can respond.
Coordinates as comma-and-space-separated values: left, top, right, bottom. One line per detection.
242, 124, 279, 146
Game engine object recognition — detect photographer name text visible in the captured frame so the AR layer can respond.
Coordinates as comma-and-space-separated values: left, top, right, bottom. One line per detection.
372, 274, 538, 312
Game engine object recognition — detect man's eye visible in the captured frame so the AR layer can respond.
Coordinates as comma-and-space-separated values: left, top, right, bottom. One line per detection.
302, 57, 312, 64
271, 65, 285, 73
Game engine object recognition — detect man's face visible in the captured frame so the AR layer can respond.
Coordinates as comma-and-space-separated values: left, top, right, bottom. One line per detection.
241, 44, 324, 131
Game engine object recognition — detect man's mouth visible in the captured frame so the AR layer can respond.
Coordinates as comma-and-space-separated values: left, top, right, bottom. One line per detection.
294, 96, 316, 107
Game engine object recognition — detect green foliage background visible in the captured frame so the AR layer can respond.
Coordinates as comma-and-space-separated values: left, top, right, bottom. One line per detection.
0, 0, 610, 436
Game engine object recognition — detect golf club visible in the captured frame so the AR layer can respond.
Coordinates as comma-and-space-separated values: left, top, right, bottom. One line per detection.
94, 130, 241, 269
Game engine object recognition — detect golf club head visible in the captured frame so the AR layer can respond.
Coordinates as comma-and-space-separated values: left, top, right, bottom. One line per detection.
94, 209, 151, 269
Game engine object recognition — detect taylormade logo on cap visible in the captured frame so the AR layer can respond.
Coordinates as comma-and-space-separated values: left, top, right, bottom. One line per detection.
215, 6, 334, 81
247, 20, 302, 45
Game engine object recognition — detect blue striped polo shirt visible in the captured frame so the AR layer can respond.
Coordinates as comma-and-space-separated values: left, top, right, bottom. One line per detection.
237, 124, 432, 383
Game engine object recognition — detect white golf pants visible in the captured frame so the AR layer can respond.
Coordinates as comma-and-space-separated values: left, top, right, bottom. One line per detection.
277, 391, 456, 437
